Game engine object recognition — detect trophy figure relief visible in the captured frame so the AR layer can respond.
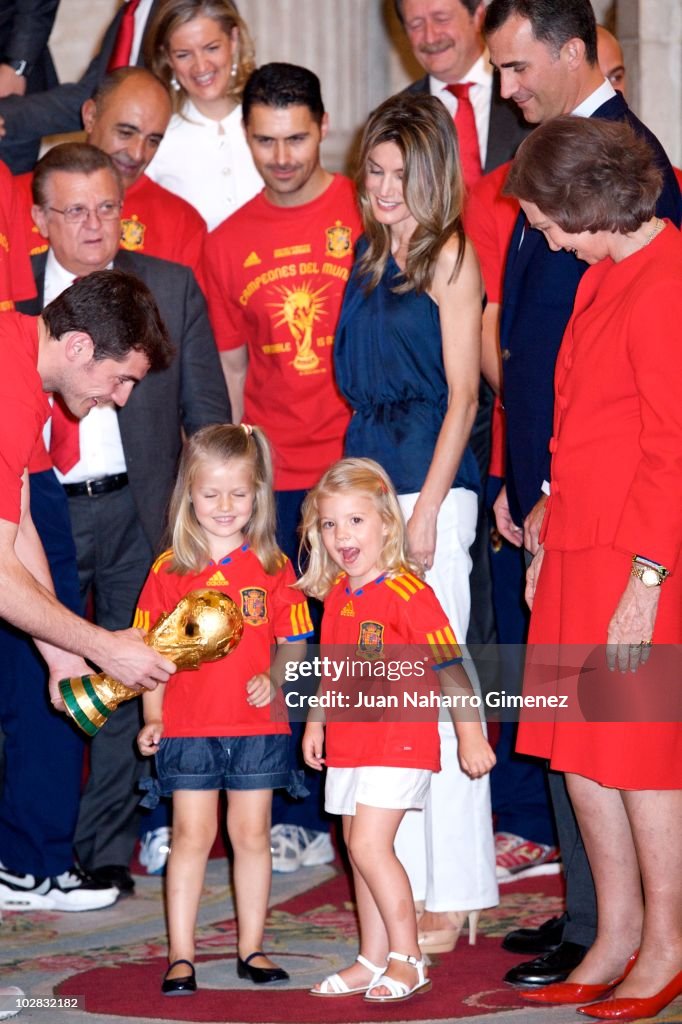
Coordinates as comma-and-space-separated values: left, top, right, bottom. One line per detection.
59, 589, 244, 736
271, 281, 331, 373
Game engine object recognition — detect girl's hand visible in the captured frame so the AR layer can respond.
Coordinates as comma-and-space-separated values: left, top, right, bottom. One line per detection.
138, 720, 164, 756
246, 672, 275, 707
456, 724, 496, 779
407, 505, 438, 572
302, 721, 325, 770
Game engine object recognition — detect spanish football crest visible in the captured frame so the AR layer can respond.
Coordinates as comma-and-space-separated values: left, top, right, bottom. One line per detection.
120, 215, 146, 251
240, 587, 268, 626
356, 620, 384, 660
325, 221, 352, 259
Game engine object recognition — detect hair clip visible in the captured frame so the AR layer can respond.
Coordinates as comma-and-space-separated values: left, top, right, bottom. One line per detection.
378, 481, 388, 494
241, 423, 253, 436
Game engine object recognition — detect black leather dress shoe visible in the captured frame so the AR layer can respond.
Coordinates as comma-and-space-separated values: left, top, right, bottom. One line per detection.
162, 958, 197, 996
502, 912, 567, 954
89, 865, 135, 895
504, 941, 588, 986
237, 951, 289, 984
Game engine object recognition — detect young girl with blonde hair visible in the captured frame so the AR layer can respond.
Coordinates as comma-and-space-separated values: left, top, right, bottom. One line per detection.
300, 458, 495, 1003
136, 424, 313, 994
334, 90, 498, 955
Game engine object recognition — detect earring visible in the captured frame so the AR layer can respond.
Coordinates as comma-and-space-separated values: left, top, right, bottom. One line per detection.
230, 60, 238, 80
170, 76, 181, 92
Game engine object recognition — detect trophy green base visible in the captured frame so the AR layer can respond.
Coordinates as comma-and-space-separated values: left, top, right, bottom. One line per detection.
59, 675, 114, 736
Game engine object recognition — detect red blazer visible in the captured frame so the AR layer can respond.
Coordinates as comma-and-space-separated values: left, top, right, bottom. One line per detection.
540, 223, 682, 572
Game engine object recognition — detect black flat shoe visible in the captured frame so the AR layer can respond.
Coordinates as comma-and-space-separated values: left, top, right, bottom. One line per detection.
504, 941, 588, 987
237, 951, 289, 984
162, 958, 197, 996
502, 912, 567, 955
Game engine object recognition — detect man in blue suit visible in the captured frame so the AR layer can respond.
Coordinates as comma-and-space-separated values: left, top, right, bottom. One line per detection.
484, 0, 682, 987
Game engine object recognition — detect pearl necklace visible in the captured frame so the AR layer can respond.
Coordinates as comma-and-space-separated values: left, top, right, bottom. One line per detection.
641, 217, 664, 248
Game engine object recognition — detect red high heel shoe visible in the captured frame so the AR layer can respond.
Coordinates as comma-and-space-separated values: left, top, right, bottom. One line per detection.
577, 968, 682, 1020
520, 952, 638, 1005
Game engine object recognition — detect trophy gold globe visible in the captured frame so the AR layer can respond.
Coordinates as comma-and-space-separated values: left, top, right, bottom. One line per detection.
59, 589, 244, 736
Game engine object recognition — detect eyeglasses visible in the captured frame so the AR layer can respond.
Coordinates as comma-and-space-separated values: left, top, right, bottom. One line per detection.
46, 200, 123, 224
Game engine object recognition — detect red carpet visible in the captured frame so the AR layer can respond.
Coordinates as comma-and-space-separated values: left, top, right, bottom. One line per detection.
56, 869, 563, 1021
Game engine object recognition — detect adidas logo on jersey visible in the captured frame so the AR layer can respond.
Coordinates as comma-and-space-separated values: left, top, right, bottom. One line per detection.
340, 601, 355, 617
206, 570, 229, 586
243, 251, 261, 267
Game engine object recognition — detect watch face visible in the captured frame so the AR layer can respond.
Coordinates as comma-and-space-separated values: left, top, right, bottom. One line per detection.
641, 567, 660, 587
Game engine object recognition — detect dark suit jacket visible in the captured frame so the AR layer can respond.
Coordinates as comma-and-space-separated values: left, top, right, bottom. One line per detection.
405, 72, 530, 173
0, 0, 60, 171
18, 250, 231, 552
0, 0, 160, 147
0, 0, 58, 89
500, 91, 682, 527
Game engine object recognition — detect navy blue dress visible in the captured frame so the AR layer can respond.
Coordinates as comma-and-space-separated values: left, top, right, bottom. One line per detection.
334, 238, 479, 496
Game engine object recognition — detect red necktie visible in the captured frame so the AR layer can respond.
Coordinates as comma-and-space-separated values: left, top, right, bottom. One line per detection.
107, 0, 142, 72
446, 83, 483, 190
50, 395, 81, 475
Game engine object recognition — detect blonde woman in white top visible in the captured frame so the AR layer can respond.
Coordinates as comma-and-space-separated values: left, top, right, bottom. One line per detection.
145, 0, 263, 230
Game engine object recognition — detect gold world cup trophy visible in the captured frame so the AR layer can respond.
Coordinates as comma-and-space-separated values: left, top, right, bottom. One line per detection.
59, 589, 244, 737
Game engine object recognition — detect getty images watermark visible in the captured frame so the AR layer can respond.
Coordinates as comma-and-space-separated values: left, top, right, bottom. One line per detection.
272, 644, 682, 724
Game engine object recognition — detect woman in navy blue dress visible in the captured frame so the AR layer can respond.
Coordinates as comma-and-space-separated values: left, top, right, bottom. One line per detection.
334, 93, 498, 955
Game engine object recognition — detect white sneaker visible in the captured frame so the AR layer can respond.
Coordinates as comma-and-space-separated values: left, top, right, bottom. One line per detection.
298, 829, 335, 867
139, 827, 172, 875
45, 867, 119, 911
0, 863, 118, 913
0, 862, 55, 911
0, 985, 23, 1020
270, 824, 302, 873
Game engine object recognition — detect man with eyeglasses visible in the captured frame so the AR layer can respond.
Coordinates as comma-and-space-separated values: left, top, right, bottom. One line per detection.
0, 141, 229, 910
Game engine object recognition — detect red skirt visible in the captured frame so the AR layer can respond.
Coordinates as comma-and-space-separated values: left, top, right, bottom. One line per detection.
517, 546, 682, 789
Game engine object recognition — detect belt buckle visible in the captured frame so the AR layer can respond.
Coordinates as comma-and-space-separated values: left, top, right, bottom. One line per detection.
86, 479, 95, 498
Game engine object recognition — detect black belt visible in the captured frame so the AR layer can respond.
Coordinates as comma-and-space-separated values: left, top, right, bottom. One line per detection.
62, 473, 129, 498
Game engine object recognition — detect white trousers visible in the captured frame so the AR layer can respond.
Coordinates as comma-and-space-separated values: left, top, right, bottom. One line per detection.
394, 488, 499, 912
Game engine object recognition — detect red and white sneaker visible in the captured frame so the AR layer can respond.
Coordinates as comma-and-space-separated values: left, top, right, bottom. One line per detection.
495, 832, 561, 883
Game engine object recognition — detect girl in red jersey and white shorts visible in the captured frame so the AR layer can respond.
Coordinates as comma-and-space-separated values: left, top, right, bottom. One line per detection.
300, 458, 494, 1004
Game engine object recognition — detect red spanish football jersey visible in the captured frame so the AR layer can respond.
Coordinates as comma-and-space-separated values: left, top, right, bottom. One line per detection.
135, 544, 313, 738
0, 162, 36, 309
0, 312, 51, 523
321, 571, 463, 771
203, 175, 361, 490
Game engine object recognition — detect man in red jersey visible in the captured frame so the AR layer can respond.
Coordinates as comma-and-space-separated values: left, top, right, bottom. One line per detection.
204, 63, 362, 871
16, 67, 206, 279
0, 272, 175, 701
205, 63, 361, 546
0, 157, 34, 309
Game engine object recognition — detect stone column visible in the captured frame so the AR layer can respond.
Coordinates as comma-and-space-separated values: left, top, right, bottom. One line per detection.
616, 0, 682, 165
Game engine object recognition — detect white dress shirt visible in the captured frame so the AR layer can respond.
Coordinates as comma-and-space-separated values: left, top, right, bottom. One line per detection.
146, 101, 263, 231
43, 252, 127, 485
130, 0, 155, 67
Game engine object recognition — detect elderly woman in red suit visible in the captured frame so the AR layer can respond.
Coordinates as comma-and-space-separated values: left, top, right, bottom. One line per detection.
503, 116, 682, 1023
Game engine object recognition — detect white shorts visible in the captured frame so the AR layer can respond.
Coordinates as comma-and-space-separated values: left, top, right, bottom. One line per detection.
325, 765, 432, 816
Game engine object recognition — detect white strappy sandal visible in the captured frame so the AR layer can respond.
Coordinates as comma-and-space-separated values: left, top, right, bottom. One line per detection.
310, 953, 384, 997
364, 951, 432, 1002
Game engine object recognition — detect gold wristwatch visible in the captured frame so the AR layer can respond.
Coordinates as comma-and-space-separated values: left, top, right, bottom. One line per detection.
631, 555, 670, 588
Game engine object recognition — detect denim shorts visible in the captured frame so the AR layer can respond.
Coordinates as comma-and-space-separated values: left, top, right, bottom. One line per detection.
155, 734, 292, 795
